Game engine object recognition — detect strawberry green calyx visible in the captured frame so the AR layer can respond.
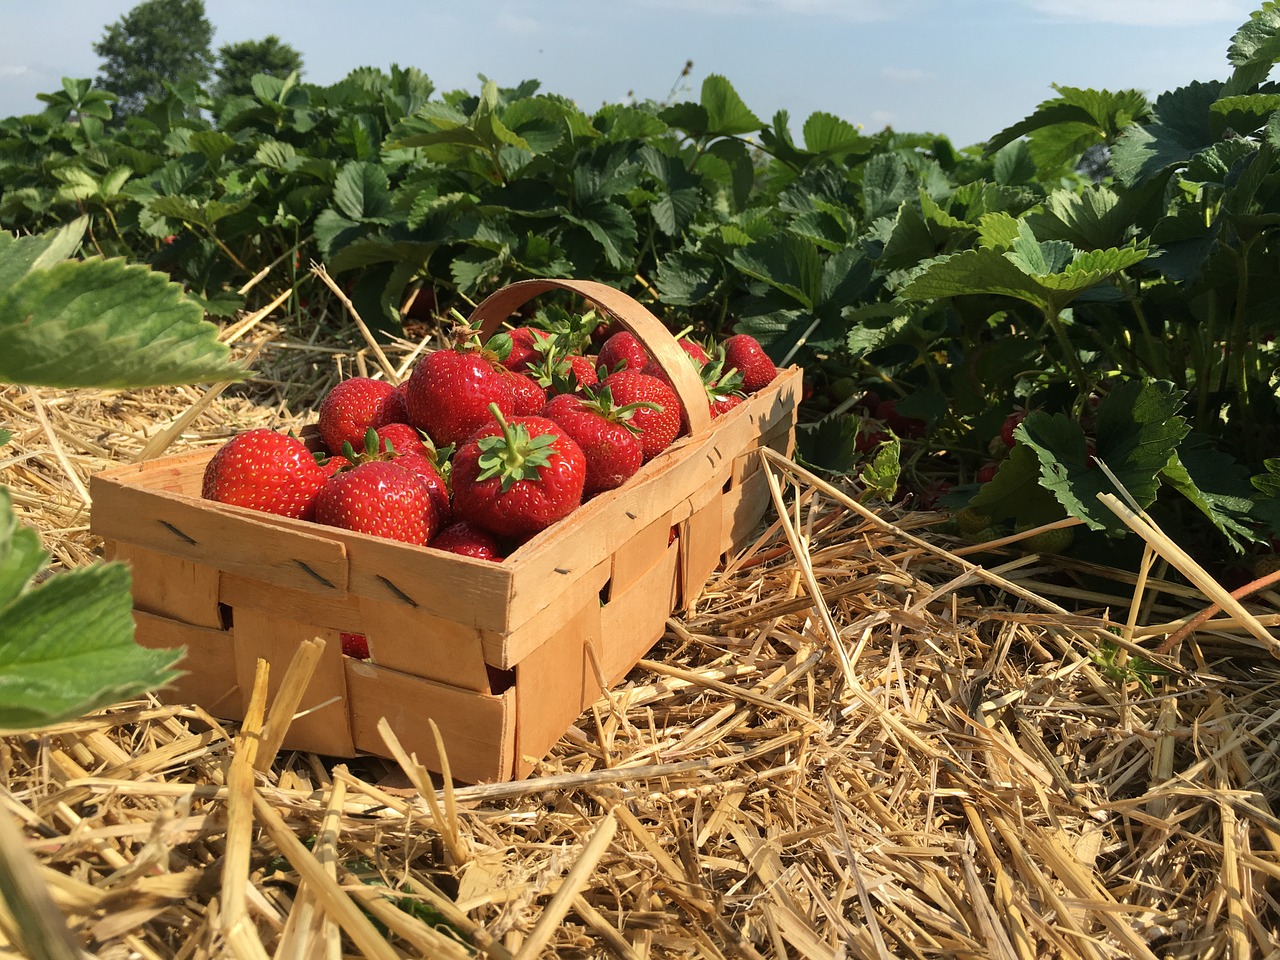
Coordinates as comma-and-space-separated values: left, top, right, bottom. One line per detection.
576, 383, 660, 435
475, 402, 559, 492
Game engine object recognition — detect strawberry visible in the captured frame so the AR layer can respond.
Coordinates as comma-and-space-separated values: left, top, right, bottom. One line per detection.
202, 429, 329, 520
506, 369, 550, 415
526, 342, 600, 397
597, 330, 650, 374
340, 632, 370, 660
487, 326, 550, 372
373, 422, 429, 459
451, 405, 586, 540
600, 369, 682, 461
314, 460, 441, 545
721, 333, 777, 393
430, 521, 506, 562
403, 348, 520, 448
392, 452, 452, 525
875, 399, 927, 439
976, 460, 1001, 484
317, 377, 408, 456
1000, 411, 1027, 449
544, 389, 647, 498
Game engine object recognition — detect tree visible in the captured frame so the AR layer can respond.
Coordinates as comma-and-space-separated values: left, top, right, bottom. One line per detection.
213, 36, 305, 100
93, 0, 214, 115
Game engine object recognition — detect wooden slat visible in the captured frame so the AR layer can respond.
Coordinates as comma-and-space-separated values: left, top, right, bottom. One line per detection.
114, 542, 222, 628
356, 597, 491, 692
346, 662, 515, 785
132, 610, 240, 718
599, 543, 679, 687
91, 475, 350, 597
231, 609, 357, 758
514, 598, 603, 779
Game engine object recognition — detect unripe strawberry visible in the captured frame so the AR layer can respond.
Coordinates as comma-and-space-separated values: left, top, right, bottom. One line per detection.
1018, 524, 1076, 555
955, 506, 994, 535
202, 429, 329, 520
315, 460, 441, 545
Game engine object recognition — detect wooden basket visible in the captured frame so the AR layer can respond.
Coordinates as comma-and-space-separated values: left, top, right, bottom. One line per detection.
89, 279, 802, 783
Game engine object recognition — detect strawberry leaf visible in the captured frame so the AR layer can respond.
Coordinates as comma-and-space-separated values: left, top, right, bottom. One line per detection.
0, 220, 241, 388
0, 488, 181, 730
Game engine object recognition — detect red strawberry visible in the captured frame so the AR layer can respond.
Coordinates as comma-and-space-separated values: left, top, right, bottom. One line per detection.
506, 369, 550, 415
340, 632, 370, 660
487, 326, 550, 372
1000, 411, 1026, 449
392, 452, 452, 525
544, 389, 647, 497
526, 344, 600, 397
430, 521, 506, 562
314, 460, 441, 545
711, 393, 746, 417
451, 405, 586, 540
403, 348, 520, 448
677, 336, 711, 366
596, 330, 650, 374
721, 334, 777, 393
601, 369, 682, 461
317, 377, 408, 455
319, 454, 351, 478
374, 422, 429, 459
202, 429, 329, 520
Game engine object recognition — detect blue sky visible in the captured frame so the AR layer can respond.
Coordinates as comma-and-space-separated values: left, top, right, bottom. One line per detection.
0, 1, 1264, 147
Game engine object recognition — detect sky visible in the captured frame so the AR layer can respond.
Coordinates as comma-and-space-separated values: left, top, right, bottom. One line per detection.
0, 1, 1266, 148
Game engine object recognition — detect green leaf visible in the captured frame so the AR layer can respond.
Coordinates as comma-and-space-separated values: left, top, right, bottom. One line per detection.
802, 112, 869, 156
0, 535, 181, 730
1111, 82, 1221, 186
333, 161, 392, 222
728, 234, 824, 310
0, 217, 87, 290
1018, 380, 1189, 532
1226, 3, 1280, 94
795, 414, 861, 475
859, 434, 901, 500
0, 487, 45, 610
1161, 436, 1260, 551
700, 74, 761, 137
0, 256, 240, 388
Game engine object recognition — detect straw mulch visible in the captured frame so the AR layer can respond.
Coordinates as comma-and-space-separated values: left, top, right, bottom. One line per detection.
3, 310, 1280, 960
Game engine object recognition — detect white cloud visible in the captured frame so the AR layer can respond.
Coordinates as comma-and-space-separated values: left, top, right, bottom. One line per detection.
1021, 0, 1255, 27
868, 109, 896, 129
0, 65, 32, 78
881, 66, 928, 82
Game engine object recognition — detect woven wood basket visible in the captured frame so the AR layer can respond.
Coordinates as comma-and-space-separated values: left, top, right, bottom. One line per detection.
90, 279, 802, 782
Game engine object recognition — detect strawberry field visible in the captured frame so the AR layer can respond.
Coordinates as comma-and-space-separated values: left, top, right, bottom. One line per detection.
5, 5, 1280, 959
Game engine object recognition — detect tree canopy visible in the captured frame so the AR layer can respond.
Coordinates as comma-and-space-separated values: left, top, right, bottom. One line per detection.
93, 0, 215, 115
213, 35, 305, 100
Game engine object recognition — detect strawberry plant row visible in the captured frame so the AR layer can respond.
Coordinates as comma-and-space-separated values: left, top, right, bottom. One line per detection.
8, 6, 1280, 587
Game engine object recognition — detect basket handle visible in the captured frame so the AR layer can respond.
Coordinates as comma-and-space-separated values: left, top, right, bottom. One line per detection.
468, 279, 713, 438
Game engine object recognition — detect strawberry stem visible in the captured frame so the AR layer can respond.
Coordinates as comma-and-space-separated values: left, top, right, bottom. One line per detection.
474, 403, 557, 491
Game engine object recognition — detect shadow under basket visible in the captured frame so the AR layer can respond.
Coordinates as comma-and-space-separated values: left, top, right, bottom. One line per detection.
89, 279, 802, 783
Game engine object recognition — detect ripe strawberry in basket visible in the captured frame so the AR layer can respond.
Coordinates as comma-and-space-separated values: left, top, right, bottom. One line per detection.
202, 428, 329, 520
403, 347, 523, 448
452, 404, 586, 540
315, 460, 442, 545
429, 521, 506, 562
721, 333, 777, 393
337, 426, 452, 525
600, 369, 681, 461
596, 330, 650, 374
543, 386, 651, 498
317, 376, 408, 455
